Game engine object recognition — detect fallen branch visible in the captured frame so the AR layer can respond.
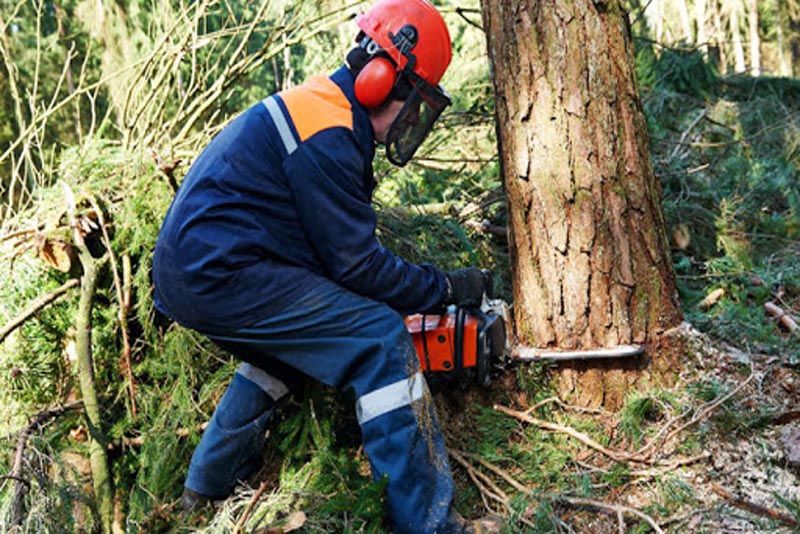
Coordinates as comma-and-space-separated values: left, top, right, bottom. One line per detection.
525, 396, 610, 417
764, 301, 799, 333
635, 365, 755, 459
556, 496, 664, 534
448, 449, 510, 514
90, 197, 137, 417
698, 288, 725, 309
455, 450, 530, 495
653, 365, 755, 454
712, 484, 799, 528
9, 401, 83, 526
494, 404, 650, 464
770, 410, 800, 426
463, 219, 507, 237
0, 278, 79, 344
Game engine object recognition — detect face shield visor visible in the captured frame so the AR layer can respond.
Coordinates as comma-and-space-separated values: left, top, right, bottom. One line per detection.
385, 72, 451, 167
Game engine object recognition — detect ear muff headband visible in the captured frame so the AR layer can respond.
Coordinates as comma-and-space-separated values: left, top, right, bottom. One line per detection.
354, 56, 397, 108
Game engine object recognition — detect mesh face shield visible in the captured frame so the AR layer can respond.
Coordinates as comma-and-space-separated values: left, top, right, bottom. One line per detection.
385, 72, 451, 167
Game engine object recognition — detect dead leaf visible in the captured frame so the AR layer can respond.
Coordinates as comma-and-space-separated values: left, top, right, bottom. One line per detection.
69, 425, 87, 442
284, 511, 307, 532
698, 288, 725, 309
38, 238, 76, 272
672, 224, 691, 250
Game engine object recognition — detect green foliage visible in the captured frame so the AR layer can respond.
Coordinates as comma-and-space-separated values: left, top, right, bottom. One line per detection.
636, 44, 718, 98
618, 390, 677, 446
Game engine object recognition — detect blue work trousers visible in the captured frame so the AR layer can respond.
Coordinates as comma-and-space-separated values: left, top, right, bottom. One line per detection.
184, 280, 463, 534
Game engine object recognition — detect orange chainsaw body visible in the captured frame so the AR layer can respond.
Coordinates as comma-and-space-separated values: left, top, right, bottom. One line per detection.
404, 308, 505, 386
404, 313, 479, 371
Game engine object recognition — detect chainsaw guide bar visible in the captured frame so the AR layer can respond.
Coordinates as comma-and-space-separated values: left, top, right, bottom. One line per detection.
512, 344, 645, 361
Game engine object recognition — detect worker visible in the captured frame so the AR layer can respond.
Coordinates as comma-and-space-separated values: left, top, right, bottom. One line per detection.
151, 0, 489, 532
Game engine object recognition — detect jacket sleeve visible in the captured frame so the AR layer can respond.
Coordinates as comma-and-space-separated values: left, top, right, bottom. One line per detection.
284, 130, 448, 314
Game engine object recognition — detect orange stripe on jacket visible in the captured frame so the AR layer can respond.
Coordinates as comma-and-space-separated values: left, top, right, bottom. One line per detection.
279, 75, 353, 142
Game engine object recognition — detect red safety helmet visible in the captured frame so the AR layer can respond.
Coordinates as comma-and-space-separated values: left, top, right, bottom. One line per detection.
356, 0, 451, 87
354, 0, 453, 166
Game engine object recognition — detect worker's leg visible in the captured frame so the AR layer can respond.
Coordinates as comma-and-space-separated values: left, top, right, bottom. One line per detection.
208, 280, 465, 534
183, 357, 302, 499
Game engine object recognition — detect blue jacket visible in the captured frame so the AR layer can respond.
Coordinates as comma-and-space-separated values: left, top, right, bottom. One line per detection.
152, 67, 448, 332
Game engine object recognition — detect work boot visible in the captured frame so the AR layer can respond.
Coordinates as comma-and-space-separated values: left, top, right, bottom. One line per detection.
469, 514, 503, 533
181, 487, 214, 515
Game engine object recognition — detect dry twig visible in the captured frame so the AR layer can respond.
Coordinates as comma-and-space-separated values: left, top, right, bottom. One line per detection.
634, 365, 756, 459
712, 484, 799, 528
494, 404, 650, 464
233, 481, 270, 534
556, 496, 664, 534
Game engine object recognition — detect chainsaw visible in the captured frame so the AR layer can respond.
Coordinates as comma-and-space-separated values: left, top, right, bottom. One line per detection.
404, 273, 645, 386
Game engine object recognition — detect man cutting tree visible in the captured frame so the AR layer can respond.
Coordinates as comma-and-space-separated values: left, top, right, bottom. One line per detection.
152, 0, 490, 531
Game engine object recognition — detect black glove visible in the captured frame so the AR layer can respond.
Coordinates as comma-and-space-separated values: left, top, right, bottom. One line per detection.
444, 268, 488, 307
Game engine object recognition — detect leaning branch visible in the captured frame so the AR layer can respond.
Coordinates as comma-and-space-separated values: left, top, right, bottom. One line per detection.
0, 278, 79, 344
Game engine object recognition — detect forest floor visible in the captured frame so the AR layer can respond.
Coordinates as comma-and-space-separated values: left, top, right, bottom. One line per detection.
204, 321, 800, 534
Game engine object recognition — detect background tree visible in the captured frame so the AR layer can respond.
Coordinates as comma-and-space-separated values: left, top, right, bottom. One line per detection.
481, 0, 684, 408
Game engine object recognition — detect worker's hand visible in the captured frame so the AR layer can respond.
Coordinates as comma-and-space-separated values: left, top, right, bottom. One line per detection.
444, 268, 489, 307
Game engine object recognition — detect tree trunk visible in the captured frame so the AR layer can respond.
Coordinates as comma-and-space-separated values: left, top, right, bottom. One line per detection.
712, 0, 728, 74
746, 0, 760, 75
677, 0, 693, 43
777, 0, 792, 77
729, 2, 746, 73
481, 0, 683, 409
695, 0, 708, 51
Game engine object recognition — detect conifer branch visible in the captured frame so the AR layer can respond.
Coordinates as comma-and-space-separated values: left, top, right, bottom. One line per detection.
0, 278, 79, 344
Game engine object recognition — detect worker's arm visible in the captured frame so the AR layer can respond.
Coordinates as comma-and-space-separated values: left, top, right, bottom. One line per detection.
285, 129, 448, 314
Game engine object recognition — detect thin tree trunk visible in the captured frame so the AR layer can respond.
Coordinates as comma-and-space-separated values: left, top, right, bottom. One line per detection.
677, 0, 692, 43
730, 2, 746, 73
695, 0, 708, 52
709, 0, 728, 75
777, 0, 792, 76
747, 0, 760, 75
481, 0, 683, 409
74, 246, 114, 534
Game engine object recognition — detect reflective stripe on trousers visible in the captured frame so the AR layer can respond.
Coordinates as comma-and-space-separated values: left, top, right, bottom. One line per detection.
356, 371, 428, 425
184, 278, 461, 533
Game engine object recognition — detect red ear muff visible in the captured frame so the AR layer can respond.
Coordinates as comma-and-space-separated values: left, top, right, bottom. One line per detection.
355, 57, 397, 108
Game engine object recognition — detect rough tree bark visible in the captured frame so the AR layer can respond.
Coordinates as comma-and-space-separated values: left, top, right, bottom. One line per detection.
481, 0, 683, 408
